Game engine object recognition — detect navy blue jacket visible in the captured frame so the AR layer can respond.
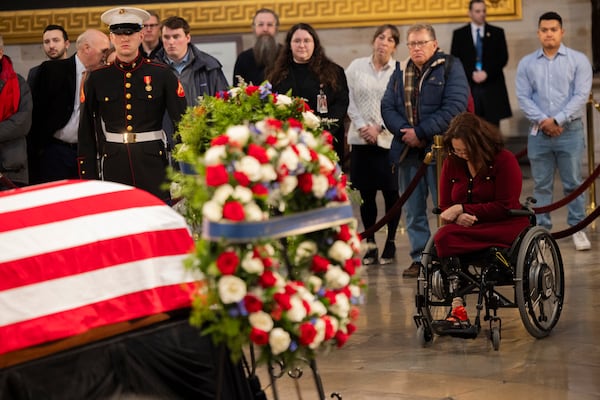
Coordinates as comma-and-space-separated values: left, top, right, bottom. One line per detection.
381, 51, 469, 164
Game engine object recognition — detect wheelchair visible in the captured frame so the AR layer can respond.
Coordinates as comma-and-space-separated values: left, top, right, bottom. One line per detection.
413, 202, 565, 350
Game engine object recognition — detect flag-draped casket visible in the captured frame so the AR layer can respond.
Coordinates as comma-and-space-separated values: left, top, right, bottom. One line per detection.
0, 180, 197, 356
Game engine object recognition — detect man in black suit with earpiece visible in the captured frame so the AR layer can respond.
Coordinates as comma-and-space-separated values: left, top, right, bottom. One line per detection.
450, 0, 511, 126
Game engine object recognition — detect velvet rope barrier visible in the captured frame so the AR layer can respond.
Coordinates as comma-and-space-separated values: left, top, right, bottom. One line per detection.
550, 205, 600, 239
533, 161, 600, 214
358, 161, 430, 239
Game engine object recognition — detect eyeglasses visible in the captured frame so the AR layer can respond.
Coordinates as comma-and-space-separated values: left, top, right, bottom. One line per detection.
291, 38, 313, 46
143, 24, 159, 29
407, 40, 433, 49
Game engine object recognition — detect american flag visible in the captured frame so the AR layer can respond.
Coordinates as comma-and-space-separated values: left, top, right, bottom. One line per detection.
0, 180, 197, 355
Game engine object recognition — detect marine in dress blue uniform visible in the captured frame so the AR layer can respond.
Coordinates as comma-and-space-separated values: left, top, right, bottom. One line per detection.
78, 7, 186, 201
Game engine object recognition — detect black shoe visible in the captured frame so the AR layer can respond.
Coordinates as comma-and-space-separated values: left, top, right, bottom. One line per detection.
362, 245, 378, 265
380, 241, 396, 265
402, 261, 422, 278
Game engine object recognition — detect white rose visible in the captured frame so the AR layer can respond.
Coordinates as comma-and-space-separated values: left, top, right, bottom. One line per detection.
202, 200, 223, 221
287, 296, 308, 322
310, 300, 327, 316
213, 184, 234, 204
279, 175, 298, 196
330, 293, 350, 317
302, 111, 321, 129
307, 275, 323, 293
236, 156, 262, 181
217, 275, 247, 304
249, 311, 274, 332
275, 94, 292, 108
233, 186, 253, 203
295, 240, 318, 263
328, 240, 354, 263
244, 202, 265, 222
226, 125, 250, 146
285, 127, 299, 144
229, 87, 241, 98
269, 327, 291, 355
325, 266, 350, 289
317, 153, 335, 174
266, 147, 278, 160
299, 131, 317, 149
312, 174, 329, 198
295, 143, 312, 163
260, 164, 277, 182
309, 318, 326, 349
278, 147, 299, 173
204, 145, 227, 166
242, 252, 265, 274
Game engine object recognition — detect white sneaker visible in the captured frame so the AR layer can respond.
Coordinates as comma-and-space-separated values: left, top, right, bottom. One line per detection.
573, 231, 591, 251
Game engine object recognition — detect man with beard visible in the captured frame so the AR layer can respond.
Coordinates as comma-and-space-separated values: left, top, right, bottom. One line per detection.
27, 25, 70, 95
233, 8, 280, 85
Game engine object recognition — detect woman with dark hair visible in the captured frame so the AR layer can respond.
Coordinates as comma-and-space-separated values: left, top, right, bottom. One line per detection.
345, 24, 401, 265
266, 23, 349, 161
434, 112, 529, 258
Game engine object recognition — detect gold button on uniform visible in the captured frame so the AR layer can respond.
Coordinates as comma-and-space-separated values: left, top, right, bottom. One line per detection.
125, 83, 131, 88
126, 115, 133, 120
126, 93, 132, 99
127, 125, 133, 132
126, 104, 132, 110
126, 72, 132, 78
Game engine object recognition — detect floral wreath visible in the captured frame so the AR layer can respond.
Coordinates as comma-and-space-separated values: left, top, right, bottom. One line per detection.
171, 81, 364, 366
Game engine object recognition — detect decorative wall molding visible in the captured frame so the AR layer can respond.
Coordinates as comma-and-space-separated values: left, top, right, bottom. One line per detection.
0, 0, 521, 45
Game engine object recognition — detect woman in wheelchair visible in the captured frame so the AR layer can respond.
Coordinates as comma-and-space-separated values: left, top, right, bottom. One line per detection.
414, 112, 564, 349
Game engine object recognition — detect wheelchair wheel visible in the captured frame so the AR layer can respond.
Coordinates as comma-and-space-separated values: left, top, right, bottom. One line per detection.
515, 226, 564, 338
491, 326, 500, 351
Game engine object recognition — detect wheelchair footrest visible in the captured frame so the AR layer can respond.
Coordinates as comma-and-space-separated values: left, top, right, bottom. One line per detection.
431, 320, 479, 339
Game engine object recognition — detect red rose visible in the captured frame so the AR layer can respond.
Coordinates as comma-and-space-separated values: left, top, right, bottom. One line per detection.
335, 330, 349, 348
265, 135, 277, 145
211, 135, 229, 146
322, 316, 335, 340
274, 292, 292, 310
346, 322, 357, 335
223, 201, 245, 221
259, 270, 277, 288
302, 299, 311, 315
251, 183, 269, 198
262, 257, 273, 268
245, 85, 260, 95
215, 90, 229, 100
206, 164, 229, 186
233, 171, 250, 187
311, 255, 330, 273
287, 117, 303, 129
323, 290, 337, 305
309, 149, 319, 161
344, 259, 356, 276
337, 225, 352, 241
248, 143, 269, 163
216, 251, 239, 275
322, 131, 333, 145
284, 284, 297, 295
266, 118, 282, 130
298, 322, 317, 346
271, 304, 283, 321
249, 327, 269, 345
298, 173, 313, 194
244, 294, 264, 313
349, 306, 360, 321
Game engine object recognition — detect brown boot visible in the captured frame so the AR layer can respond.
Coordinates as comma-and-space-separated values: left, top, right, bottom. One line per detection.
402, 261, 422, 278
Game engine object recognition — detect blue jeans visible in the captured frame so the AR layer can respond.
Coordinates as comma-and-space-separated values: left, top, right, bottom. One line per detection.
527, 119, 586, 230
398, 155, 438, 261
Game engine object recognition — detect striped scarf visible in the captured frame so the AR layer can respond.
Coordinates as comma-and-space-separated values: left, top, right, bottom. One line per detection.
403, 53, 447, 126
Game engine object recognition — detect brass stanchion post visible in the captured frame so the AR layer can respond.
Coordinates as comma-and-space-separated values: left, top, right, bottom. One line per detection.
433, 135, 444, 227
586, 92, 596, 230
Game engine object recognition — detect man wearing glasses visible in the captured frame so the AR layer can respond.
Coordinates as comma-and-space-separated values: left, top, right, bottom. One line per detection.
139, 11, 163, 60
381, 24, 469, 278
78, 7, 186, 202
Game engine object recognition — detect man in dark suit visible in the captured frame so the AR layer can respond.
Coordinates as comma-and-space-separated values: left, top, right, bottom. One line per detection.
450, 0, 511, 126
29, 29, 109, 184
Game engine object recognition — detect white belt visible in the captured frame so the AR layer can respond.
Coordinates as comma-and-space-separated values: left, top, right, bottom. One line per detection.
104, 130, 165, 144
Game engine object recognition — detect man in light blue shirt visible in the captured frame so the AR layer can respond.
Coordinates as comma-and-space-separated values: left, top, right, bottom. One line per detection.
516, 11, 593, 251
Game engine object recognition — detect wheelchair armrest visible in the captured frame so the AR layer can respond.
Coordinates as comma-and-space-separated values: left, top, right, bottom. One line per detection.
508, 209, 535, 217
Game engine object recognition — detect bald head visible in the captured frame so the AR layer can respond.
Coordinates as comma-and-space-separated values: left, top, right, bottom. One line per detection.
76, 29, 110, 70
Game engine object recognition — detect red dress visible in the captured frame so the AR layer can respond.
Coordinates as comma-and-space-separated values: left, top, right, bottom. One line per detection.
434, 149, 530, 258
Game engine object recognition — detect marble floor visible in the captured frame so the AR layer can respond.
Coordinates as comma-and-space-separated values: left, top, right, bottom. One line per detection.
256, 171, 600, 400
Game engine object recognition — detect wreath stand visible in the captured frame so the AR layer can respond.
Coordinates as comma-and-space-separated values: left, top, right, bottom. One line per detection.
204, 204, 355, 400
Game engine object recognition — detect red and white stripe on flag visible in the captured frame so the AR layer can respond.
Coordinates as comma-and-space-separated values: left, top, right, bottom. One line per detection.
0, 180, 197, 355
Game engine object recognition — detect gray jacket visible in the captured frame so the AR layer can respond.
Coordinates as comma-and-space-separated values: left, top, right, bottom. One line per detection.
0, 74, 32, 186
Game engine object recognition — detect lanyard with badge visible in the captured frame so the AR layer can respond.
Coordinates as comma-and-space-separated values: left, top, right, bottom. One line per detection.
317, 84, 328, 114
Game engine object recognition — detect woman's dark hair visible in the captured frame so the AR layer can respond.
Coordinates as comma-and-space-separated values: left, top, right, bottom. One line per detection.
372, 24, 400, 47
443, 112, 504, 170
266, 23, 342, 90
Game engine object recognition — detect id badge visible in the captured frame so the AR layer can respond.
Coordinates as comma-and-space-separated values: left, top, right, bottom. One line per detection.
530, 124, 539, 136
317, 93, 328, 114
